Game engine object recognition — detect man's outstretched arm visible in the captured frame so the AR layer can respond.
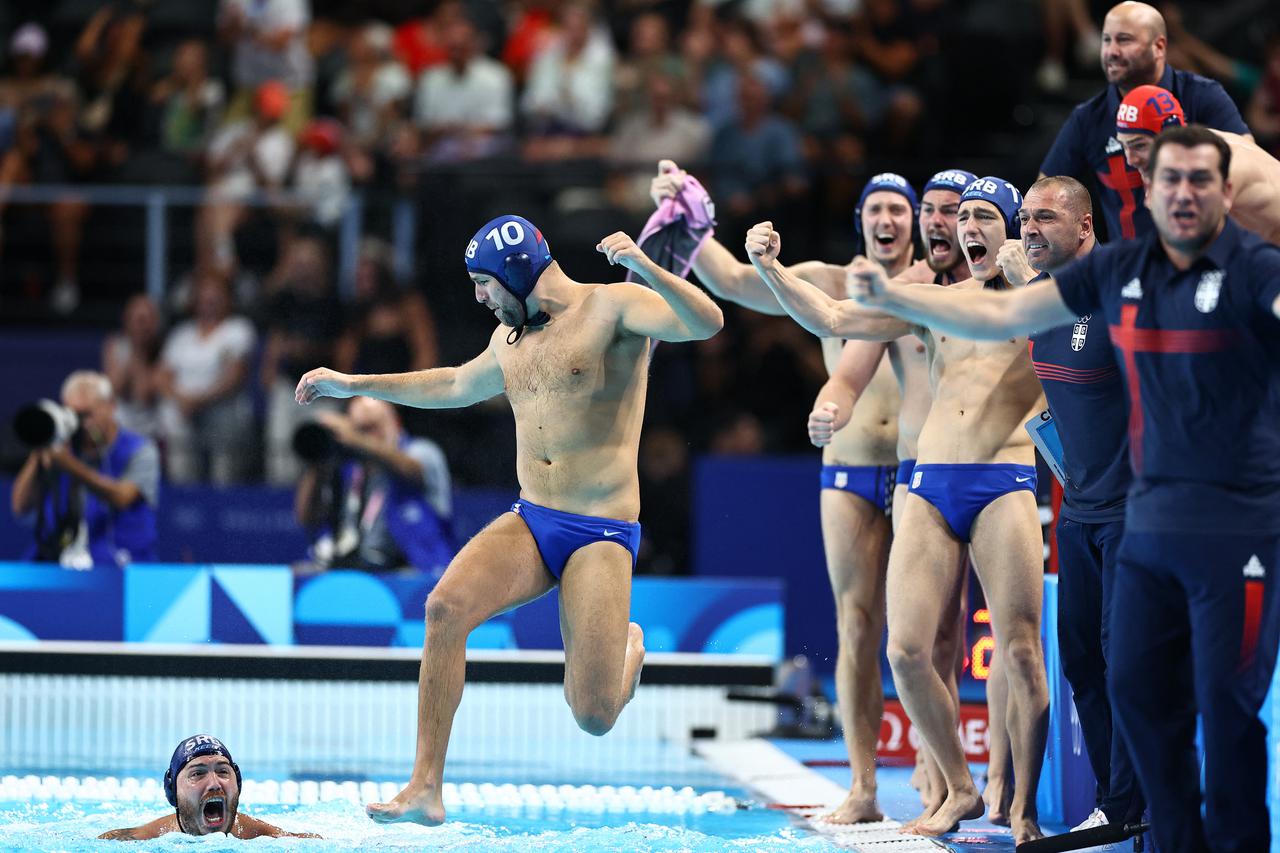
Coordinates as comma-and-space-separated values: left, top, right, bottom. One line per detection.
846, 256, 1078, 339
296, 339, 505, 409
744, 222, 913, 342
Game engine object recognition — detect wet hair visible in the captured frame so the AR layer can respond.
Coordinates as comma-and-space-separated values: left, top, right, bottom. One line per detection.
1146, 124, 1231, 183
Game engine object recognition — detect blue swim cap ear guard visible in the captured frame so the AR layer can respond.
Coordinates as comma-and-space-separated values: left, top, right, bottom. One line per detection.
163, 735, 241, 808
959, 176, 1023, 239
464, 215, 554, 344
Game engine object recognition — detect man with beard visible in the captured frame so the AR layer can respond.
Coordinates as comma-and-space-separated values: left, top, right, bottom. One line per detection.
1116, 85, 1280, 243
852, 176, 1147, 839
745, 177, 1051, 843
650, 161, 933, 823
1040, 1, 1248, 241
846, 127, 1280, 851
297, 215, 723, 826
98, 736, 318, 839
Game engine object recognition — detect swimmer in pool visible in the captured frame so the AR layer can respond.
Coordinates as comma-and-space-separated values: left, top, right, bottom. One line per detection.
98, 735, 319, 840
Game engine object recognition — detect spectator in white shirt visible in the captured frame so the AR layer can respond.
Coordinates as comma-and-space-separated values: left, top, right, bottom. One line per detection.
521, 2, 616, 138
217, 0, 313, 131
408, 16, 513, 164
156, 273, 259, 484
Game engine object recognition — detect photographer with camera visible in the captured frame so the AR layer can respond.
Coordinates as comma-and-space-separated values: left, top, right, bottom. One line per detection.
9, 371, 159, 568
293, 396, 454, 576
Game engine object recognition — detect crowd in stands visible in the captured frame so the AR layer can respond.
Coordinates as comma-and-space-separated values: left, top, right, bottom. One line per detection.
2, 0, 1277, 573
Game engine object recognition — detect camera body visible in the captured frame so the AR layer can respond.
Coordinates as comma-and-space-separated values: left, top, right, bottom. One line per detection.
13, 399, 80, 449
292, 421, 339, 464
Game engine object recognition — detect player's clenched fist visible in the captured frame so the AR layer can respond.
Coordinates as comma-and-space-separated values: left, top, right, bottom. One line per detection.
996, 239, 1036, 287
745, 222, 780, 270
597, 231, 651, 273
649, 159, 685, 207
296, 367, 356, 405
846, 256, 889, 305
808, 401, 840, 447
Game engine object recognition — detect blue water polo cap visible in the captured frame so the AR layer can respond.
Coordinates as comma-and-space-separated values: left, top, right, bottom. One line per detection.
923, 168, 978, 197
855, 173, 918, 234
960, 176, 1023, 238
164, 735, 241, 807
465, 215, 554, 340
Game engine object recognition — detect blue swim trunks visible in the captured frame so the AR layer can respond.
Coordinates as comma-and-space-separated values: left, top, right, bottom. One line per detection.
908, 463, 1038, 542
820, 464, 896, 513
511, 499, 641, 580
896, 459, 917, 490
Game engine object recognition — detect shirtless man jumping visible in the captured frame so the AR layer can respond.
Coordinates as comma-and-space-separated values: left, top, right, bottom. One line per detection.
1115, 84, 1280, 242
650, 161, 932, 823
295, 215, 723, 826
745, 178, 1050, 843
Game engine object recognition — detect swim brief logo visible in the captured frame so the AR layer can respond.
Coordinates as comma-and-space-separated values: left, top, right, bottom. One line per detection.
912, 471, 922, 489
1015, 476, 1032, 483
602, 530, 622, 538
1194, 270, 1223, 314
834, 471, 848, 489
1243, 555, 1266, 579
1121, 278, 1143, 300
1071, 316, 1090, 351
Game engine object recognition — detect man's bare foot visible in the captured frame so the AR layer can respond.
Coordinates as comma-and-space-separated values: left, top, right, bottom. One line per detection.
366, 782, 445, 826
982, 775, 1012, 826
899, 797, 942, 832
624, 622, 646, 703
1012, 816, 1044, 844
820, 791, 883, 824
901, 789, 983, 837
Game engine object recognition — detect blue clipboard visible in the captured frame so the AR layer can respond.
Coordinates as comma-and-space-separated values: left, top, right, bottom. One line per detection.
1025, 409, 1067, 488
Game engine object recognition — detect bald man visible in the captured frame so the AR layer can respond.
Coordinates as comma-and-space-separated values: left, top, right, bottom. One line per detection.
1115, 85, 1280, 244
1041, 1, 1249, 240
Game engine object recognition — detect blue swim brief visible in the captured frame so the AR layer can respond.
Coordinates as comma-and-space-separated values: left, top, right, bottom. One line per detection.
907, 463, 1038, 542
511, 499, 641, 580
896, 459, 916, 490
820, 464, 895, 513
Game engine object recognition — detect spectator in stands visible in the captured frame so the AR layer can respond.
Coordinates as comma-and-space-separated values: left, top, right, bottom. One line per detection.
288, 117, 350, 229
102, 293, 164, 440
501, 0, 557, 85
10, 370, 159, 568
1035, 0, 1102, 93
606, 69, 710, 214
73, 1, 151, 175
408, 15, 514, 165
612, 12, 689, 117
1248, 33, 1280, 155
1162, 2, 1261, 102
196, 80, 295, 277
697, 16, 789, 132
334, 238, 439, 376
150, 40, 225, 159
155, 272, 258, 484
850, 0, 926, 149
217, 0, 314, 132
520, 2, 617, 161
260, 230, 343, 485
783, 22, 870, 207
709, 72, 807, 223
0, 23, 76, 149
330, 22, 411, 175
294, 396, 455, 576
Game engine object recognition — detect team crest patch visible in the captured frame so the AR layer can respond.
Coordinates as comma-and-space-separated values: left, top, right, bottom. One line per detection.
1194, 270, 1224, 313
1071, 315, 1090, 351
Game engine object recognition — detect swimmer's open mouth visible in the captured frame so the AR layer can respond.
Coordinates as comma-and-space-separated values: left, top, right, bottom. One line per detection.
202, 797, 226, 828
928, 236, 952, 257
874, 233, 896, 247
965, 241, 988, 263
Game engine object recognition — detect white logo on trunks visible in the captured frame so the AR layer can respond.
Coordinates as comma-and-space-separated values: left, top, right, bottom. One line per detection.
1243, 555, 1266, 578
1194, 269, 1224, 313
1106, 136, 1123, 155
912, 471, 922, 489
834, 471, 848, 488
1121, 278, 1143, 300
1015, 476, 1032, 483
602, 530, 622, 537
1071, 315, 1090, 351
